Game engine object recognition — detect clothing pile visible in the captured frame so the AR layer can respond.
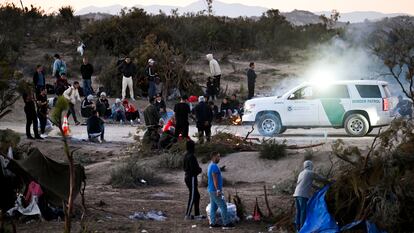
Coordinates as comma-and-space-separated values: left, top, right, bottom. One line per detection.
128, 210, 167, 221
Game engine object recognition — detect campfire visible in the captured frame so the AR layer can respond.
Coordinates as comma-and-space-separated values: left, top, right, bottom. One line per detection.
231, 116, 242, 125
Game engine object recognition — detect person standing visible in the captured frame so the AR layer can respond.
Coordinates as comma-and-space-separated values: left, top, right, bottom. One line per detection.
145, 58, 157, 99
143, 97, 161, 148
293, 160, 329, 232
80, 57, 94, 96
87, 110, 105, 142
183, 140, 204, 220
63, 81, 81, 125
247, 62, 257, 99
119, 56, 137, 101
206, 54, 222, 96
33, 65, 46, 98
207, 152, 234, 229
23, 91, 42, 140
174, 95, 191, 140
52, 54, 66, 79
36, 88, 49, 135
194, 96, 213, 143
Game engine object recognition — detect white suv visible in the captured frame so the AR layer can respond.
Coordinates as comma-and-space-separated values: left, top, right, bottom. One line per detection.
242, 80, 394, 137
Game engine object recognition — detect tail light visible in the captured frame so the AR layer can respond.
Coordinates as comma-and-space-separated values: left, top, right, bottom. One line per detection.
383, 98, 389, 111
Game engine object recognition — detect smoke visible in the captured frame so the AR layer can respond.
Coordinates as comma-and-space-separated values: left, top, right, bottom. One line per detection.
272, 22, 407, 97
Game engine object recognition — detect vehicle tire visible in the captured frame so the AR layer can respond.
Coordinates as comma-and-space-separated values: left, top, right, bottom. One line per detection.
367, 127, 373, 135
344, 114, 370, 137
257, 113, 283, 137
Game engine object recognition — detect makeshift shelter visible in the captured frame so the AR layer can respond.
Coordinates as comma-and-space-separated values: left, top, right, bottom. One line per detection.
7, 148, 86, 207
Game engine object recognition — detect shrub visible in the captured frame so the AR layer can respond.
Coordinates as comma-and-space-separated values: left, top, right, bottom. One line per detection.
110, 160, 164, 188
303, 149, 314, 161
259, 139, 287, 160
158, 152, 184, 170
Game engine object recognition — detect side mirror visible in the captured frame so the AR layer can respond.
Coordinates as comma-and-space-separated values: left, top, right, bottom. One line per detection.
288, 93, 295, 100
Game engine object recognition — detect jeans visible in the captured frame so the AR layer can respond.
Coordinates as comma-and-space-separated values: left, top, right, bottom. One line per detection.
66, 103, 78, 123
197, 124, 211, 144
111, 111, 126, 122
38, 112, 47, 134
209, 191, 229, 225
295, 197, 308, 231
83, 79, 93, 96
122, 76, 134, 100
148, 81, 156, 98
25, 111, 40, 138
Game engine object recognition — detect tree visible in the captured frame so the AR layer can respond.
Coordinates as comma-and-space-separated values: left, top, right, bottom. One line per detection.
0, 61, 27, 119
206, 0, 213, 16
371, 17, 414, 102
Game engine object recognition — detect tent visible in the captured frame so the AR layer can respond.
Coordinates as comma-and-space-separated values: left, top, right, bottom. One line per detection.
7, 148, 86, 206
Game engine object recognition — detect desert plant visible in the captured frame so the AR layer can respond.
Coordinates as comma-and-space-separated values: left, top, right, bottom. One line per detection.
259, 139, 287, 160
157, 152, 184, 170
110, 161, 164, 188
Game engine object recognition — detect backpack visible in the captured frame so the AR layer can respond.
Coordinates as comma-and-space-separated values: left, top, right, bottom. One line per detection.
57, 60, 66, 75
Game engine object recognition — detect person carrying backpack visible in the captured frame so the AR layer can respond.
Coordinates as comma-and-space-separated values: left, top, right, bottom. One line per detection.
52, 54, 67, 79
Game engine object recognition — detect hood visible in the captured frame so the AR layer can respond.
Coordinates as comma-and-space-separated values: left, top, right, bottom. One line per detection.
206, 54, 213, 61
304, 160, 313, 170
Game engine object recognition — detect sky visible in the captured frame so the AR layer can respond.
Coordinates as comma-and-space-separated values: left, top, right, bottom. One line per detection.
4, 0, 414, 14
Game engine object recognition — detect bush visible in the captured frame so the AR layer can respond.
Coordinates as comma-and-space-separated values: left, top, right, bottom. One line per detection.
158, 152, 184, 170
259, 139, 287, 160
110, 160, 164, 188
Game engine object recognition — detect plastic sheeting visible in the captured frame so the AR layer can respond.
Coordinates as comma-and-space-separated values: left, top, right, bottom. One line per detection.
299, 185, 387, 233
299, 185, 339, 233
206, 202, 239, 225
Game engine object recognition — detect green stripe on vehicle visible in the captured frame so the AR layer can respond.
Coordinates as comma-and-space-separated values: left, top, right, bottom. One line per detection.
320, 99, 345, 126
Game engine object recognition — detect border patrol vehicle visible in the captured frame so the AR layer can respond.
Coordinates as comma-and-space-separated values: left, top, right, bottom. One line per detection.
242, 80, 394, 137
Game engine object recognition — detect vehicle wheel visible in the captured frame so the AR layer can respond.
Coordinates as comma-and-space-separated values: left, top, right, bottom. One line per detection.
344, 114, 369, 137
257, 113, 283, 137
367, 127, 373, 135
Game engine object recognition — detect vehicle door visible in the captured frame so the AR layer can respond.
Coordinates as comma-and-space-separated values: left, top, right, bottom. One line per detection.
316, 84, 351, 127
284, 85, 319, 126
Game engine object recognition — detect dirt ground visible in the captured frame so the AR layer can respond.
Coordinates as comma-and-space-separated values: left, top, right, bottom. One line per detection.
1, 57, 379, 233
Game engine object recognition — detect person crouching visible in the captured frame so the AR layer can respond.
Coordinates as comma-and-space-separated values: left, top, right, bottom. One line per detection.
87, 110, 105, 142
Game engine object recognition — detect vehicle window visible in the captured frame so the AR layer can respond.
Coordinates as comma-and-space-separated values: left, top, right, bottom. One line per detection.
356, 85, 382, 98
290, 86, 313, 100
382, 85, 391, 98
316, 85, 350, 98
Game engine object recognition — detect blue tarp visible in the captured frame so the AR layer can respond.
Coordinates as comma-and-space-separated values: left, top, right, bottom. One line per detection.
299, 185, 339, 233
298, 185, 387, 233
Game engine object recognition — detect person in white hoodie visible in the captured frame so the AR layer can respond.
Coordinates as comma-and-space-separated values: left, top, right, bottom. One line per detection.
293, 160, 329, 231
63, 81, 81, 125
206, 54, 221, 96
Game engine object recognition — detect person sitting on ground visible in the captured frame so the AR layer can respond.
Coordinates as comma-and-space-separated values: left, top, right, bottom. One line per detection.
159, 115, 176, 149
220, 97, 232, 119
81, 94, 95, 119
194, 96, 213, 143
55, 74, 69, 96
394, 95, 413, 118
293, 160, 329, 232
96, 92, 111, 119
209, 101, 220, 121
111, 98, 127, 123
155, 93, 167, 117
123, 99, 140, 124
87, 110, 105, 142
229, 94, 241, 115
183, 140, 205, 220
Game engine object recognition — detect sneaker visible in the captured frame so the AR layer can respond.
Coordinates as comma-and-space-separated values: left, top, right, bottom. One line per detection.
35, 136, 44, 140
131, 97, 136, 101
75, 121, 81, 126
184, 215, 194, 220
120, 120, 124, 125
222, 223, 235, 230
209, 224, 221, 229
194, 215, 206, 220
130, 119, 134, 126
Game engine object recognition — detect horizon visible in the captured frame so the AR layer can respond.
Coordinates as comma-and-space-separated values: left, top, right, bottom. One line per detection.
3, 0, 414, 15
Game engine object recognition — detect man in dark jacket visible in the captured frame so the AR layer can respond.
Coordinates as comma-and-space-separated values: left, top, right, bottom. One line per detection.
194, 96, 213, 143
33, 65, 46, 98
80, 57, 94, 96
36, 88, 49, 135
23, 91, 42, 140
183, 140, 204, 220
119, 56, 137, 101
247, 62, 257, 99
87, 110, 105, 142
174, 95, 191, 139
96, 92, 111, 118
143, 97, 161, 148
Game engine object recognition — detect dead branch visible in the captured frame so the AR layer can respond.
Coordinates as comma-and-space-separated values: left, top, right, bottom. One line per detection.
244, 124, 255, 141
286, 143, 325, 150
263, 185, 274, 218
363, 128, 381, 169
